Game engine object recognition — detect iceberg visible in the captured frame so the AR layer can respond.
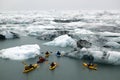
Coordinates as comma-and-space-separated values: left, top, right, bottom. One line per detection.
43, 34, 76, 47
90, 50, 120, 65
0, 31, 19, 39
97, 32, 120, 37
103, 41, 120, 48
66, 47, 120, 65
0, 44, 40, 60
69, 29, 96, 42
72, 29, 95, 35
107, 37, 120, 42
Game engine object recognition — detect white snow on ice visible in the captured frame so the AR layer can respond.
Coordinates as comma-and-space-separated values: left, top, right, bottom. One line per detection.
1, 31, 15, 39
43, 34, 76, 47
104, 42, 120, 48
0, 44, 40, 60
72, 29, 95, 35
97, 32, 120, 37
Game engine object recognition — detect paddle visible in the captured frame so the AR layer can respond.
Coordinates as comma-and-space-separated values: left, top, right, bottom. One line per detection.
45, 60, 49, 64
56, 63, 59, 66
22, 61, 29, 70
22, 61, 28, 66
37, 65, 40, 68
93, 64, 97, 67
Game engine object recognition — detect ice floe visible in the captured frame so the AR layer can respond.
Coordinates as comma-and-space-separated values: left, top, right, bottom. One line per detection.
0, 44, 40, 60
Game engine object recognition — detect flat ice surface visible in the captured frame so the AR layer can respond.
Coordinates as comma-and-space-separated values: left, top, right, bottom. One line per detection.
0, 44, 40, 60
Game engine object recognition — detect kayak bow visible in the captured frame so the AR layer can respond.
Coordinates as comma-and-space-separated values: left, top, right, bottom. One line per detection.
83, 63, 97, 70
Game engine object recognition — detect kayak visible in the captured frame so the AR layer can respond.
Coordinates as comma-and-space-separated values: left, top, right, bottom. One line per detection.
49, 63, 57, 70
23, 64, 38, 73
83, 63, 97, 70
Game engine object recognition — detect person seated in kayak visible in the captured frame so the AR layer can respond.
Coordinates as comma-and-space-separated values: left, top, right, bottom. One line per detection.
29, 64, 34, 68
25, 65, 29, 70
50, 62, 55, 67
88, 62, 94, 67
56, 51, 61, 56
88, 55, 94, 67
25, 64, 34, 70
45, 51, 50, 55
39, 56, 46, 62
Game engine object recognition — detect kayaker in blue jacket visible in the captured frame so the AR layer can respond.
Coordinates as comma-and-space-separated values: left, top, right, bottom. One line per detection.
56, 51, 61, 56
88, 55, 94, 66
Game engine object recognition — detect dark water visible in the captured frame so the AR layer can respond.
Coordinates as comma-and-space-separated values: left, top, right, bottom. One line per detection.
0, 36, 120, 80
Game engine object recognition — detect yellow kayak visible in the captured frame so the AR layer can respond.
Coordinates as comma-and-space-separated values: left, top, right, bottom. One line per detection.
23, 64, 38, 73
49, 63, 57, 70
83, 63, 97, 70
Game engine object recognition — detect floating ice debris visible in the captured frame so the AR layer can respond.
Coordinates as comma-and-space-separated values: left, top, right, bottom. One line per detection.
0, 44, 40, 60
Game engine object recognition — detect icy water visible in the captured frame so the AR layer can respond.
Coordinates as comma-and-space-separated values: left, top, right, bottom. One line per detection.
0, 36, 120, 80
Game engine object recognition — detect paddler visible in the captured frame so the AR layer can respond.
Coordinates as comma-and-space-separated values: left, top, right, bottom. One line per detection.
50, 62, 55, 67
56, 51, 61, 56
88, 55, 94, 67
39, 56, 46, 62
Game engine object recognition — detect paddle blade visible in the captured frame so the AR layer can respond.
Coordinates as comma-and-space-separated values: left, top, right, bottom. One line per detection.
37, 65, 40, 68
45, 61, 49, 64
56, 63, 59, 66
94, 64, 97, 67
22, 61, 28, 65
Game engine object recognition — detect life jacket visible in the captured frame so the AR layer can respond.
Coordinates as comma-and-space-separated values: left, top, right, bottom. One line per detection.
57, 51, 61, 55
51, 63, 55, 67
39, 58, 45, 62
